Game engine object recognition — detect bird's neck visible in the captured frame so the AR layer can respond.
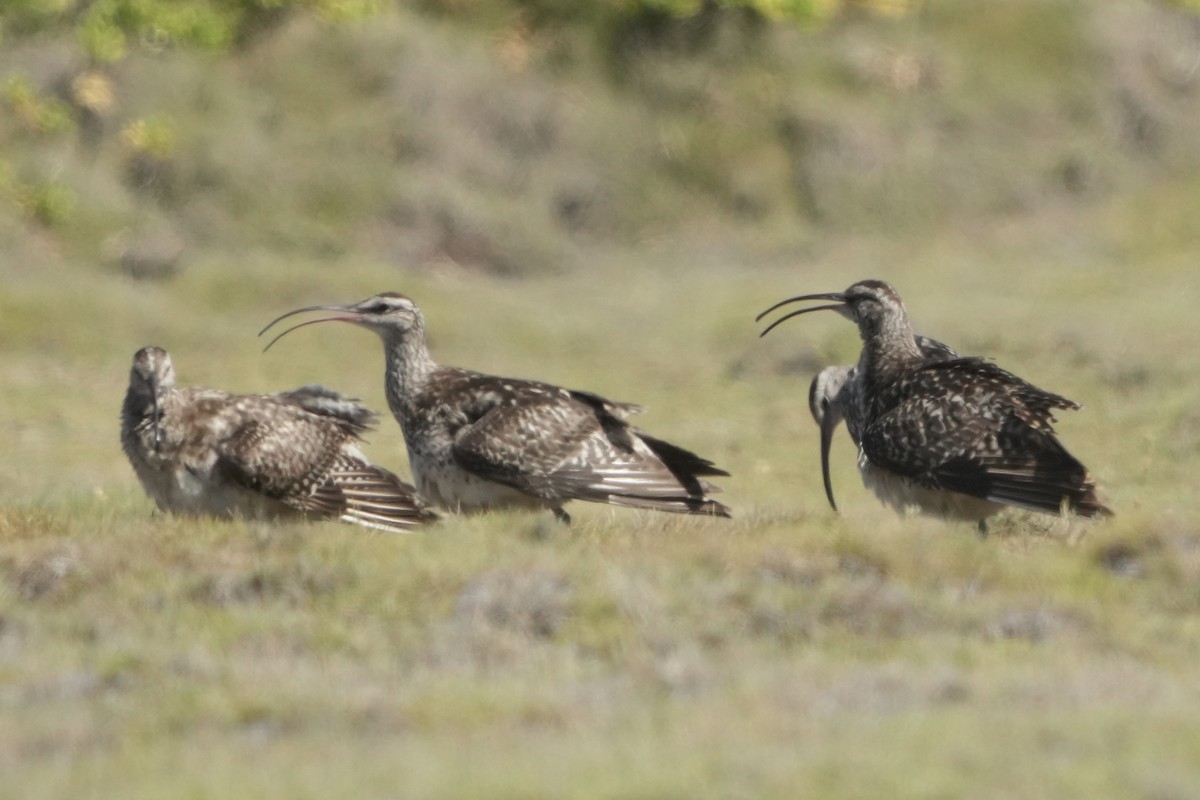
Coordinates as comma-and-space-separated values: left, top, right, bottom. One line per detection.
382, 332, 437, 420
122, 389, 154, 420
858, 313, 922, 386
121, 388, 176, 455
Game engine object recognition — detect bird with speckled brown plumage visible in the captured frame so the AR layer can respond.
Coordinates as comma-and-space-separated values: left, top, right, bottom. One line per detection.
121, 346, 437, 532
760, 280, 1111, 533
261, 294, 731, 524
808, 334, 959, 515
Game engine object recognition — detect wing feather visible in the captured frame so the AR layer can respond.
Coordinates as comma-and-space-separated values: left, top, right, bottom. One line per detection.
212, 397, 435, 531
862, 359, 1109, 518
451, 394, 730, 516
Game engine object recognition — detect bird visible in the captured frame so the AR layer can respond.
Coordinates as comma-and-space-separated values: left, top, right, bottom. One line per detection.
758, 279, 1111, 532
259, 292, 731, 523
808, 335, 958, 514
121, 346, 438, 532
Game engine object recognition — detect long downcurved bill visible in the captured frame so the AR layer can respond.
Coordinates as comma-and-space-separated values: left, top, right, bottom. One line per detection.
258, 305, 362, 352
150, 378, 164, 453
819, 406, 840, 513
756, 292, 847, 338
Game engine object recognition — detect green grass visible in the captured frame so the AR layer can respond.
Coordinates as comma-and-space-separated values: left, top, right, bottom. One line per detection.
5, 0, 1200, 795
4, 225, 1200, 796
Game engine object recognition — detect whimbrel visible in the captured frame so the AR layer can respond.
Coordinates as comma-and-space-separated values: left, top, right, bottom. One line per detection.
121, 346, 437, 532
759, 280, 1111, 531
260, 293, 731, 523
808, 335, 958, 514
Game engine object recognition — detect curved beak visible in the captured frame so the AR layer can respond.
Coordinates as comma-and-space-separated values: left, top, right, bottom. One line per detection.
149, 375, 164, 453
818, 404, 841, 513
258, 304, 363, 352
756, 292, 847, 337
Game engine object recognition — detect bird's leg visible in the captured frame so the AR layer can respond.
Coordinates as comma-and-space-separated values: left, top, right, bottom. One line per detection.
552, 507, 571, 525
976, 519, 989, 539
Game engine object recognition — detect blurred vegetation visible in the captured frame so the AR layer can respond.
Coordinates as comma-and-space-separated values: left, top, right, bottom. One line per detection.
0, 0, 910, 62
2, 0, 1195, 277
1, 0, 384, 60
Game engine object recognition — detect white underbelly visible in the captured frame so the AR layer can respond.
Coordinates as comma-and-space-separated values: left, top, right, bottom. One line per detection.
413, 459, 541, 513
144, 461, 294, 520
858, 450, 1003, 523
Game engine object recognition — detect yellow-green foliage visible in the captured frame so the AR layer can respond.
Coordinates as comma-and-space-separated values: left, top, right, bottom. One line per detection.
0, 0, 383, 62
3, 75, 75, 135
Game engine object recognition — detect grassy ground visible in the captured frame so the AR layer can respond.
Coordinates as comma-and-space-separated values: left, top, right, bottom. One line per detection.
4, 0, 1200, 797
4, 221, 1200, 797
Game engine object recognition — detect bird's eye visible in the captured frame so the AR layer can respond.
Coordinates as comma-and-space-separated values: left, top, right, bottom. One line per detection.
366, 303, 391, 314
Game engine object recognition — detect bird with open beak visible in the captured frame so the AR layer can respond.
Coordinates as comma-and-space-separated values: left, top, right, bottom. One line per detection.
758, 279, 1111, 533
261, 293, 732, 524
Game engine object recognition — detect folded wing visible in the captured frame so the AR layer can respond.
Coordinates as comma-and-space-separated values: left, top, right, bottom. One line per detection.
214, 395, 436, 532
862, 361, 1110, 518
451, 393, 730, 517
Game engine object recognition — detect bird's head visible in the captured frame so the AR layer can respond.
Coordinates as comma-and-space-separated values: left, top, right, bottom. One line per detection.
808, 364, 852, 428
757, 279, 909, 343
808, 364, 854, 514
127, 346, 175, 450
128, 346, 175, 397
260, 292, 425, 351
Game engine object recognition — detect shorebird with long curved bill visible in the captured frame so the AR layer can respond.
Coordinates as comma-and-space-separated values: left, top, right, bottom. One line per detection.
807, 335, 958, 514
758, 279, 1112, 533
121, 346, 437, 532
260, 293, 731, 524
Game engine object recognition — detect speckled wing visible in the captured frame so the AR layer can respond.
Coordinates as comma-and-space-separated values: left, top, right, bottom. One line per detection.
915, 357, 1079, 426
450, 389, 730, 515
213, 396, 435, 531
304, 457, 439, 532
914, 335, 958, 362
836, 335, 957, 444
276, 384, 377, 431
861, 359, 1108, 517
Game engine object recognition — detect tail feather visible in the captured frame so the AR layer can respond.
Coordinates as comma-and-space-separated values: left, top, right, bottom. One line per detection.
982, 471, 1112, 518
340, 506, 438, 532
933, 456, 1112, 519
638, 433, 730, 477
305, 464, 438, 532
605, 493, 732, 518
606, 433, 730, 515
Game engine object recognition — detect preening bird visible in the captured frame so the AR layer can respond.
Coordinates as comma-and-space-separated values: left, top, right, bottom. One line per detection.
121, 346, 437, 532
260, 292, 731, 523
808, 334, 958, 513
759, 279, 1111, 531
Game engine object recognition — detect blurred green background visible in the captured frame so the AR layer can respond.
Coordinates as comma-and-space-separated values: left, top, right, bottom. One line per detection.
3, 0, 1198, 502
3, 1, 1200, 797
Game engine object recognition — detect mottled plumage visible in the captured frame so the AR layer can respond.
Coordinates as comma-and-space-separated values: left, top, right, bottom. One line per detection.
760, 280, 1111, 530
809, 335, 958, 513
121, 346, 437, 532
260, 293, 730, 523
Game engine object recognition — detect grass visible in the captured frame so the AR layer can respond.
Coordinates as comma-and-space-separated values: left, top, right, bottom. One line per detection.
4, 226, 1200, 796
4, 0, 1200, 796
